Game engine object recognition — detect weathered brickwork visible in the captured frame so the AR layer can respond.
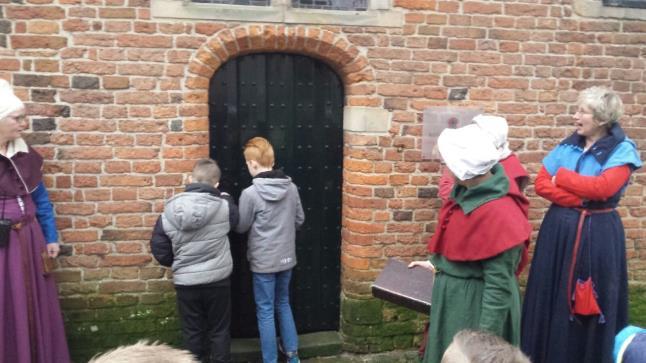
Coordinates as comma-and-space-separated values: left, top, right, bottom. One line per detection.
1, 0, 645, 359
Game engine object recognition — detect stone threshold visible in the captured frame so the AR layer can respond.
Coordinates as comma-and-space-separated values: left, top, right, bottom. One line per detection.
232, 331, 343, 362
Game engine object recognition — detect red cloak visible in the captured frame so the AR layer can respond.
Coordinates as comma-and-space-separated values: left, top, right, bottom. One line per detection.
428, 173, 532, 275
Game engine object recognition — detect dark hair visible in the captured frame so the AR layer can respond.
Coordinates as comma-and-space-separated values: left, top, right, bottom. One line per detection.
192, 158, 221, 185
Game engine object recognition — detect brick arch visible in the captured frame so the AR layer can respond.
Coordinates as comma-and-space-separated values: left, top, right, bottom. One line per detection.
184, 25, 374, 97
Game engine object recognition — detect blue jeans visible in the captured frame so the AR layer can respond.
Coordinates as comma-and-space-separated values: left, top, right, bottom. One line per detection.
253, 269, 298, 363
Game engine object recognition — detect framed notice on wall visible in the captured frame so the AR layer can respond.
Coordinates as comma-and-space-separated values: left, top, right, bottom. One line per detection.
421, 107, 483, 160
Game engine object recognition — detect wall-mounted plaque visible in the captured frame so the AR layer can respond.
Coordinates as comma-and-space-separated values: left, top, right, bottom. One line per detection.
421, 107, 483, 160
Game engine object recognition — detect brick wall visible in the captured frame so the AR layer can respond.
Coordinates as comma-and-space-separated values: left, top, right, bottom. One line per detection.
2, 0, 645, 359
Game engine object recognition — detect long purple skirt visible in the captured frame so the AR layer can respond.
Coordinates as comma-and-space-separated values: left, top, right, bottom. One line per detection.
0, 196, 70, 363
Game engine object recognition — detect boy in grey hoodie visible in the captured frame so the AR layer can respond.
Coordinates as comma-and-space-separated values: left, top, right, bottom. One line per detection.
236, 137, 305, 363
150, 159, 238, 363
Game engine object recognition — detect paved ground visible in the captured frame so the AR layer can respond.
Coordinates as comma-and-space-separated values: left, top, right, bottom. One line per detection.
303, 350, 419, 363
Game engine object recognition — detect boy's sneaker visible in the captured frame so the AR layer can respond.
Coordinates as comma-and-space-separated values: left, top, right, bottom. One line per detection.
286, 352, 300, 363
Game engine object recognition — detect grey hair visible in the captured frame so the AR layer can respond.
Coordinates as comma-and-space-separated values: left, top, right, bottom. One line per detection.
192, 158, 221, 185
450, 330, 531, 363
578, 86, 623, 126
88, 340, 198, 363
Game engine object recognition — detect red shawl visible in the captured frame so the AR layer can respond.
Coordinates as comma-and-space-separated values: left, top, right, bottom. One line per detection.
428, 174, 532, 275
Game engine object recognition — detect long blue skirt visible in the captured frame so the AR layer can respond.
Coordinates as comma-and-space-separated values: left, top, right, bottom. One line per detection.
521, 205, 628, 363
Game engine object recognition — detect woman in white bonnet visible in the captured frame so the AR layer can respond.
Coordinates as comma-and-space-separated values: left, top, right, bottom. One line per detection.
0, 79, 70, 362
438, 115, 529, 205
410, 124, 531, 363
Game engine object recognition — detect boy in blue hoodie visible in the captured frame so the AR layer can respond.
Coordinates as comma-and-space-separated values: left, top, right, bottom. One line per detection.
236, 137, 305, 363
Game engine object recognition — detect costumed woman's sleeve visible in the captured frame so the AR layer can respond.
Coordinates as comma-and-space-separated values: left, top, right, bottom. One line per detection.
438, 165, 454, 204
479, 246, 523, 336
31, 181, 58, 244
535, 166, 583, 207
554, 165, 632, 201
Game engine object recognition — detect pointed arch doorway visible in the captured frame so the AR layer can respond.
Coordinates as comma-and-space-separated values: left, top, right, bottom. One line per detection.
208, 53, 343, 338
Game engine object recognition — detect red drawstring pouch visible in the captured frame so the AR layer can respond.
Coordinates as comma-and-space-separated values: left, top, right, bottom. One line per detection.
573, 278, 601, 315
567, 210, 608, 324
572, 278, 605, 323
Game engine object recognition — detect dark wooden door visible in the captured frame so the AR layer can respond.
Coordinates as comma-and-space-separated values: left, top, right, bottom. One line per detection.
209, 53, 343, 338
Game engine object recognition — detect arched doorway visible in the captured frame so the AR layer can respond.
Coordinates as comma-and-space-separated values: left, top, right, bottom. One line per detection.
209, 53, 343, 338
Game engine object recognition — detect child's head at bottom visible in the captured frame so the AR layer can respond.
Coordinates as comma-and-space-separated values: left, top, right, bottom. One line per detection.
243, 136, 275, 177
441, 330, 530, 363
89, 340, 198, 363
191, 158, 221, 187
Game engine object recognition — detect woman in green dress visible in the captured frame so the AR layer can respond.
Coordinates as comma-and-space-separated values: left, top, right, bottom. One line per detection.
410, 124, 531, 363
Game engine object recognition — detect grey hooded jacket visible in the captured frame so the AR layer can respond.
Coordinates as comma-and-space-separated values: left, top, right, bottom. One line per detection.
236, 170, 305, 273
155, 184, 235, 286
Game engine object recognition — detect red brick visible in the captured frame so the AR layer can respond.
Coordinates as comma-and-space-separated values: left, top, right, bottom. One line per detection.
155, 174, 183, 186
129, 105, 153, 116
7, 6, 65, 19
163, 160, 196, 173
395, 0, 435, 9
0, 59, 20, 71
11, 35, 67, 49
464, 1, 501, 14
33, 59, 59, 72
105, 21, 131, 33
134, 21, 157, 33
69, 7, 96, 17
624, 22, 646, 33
133, 161, 162, 173
115, 242, 144, 254
497, 103, 538, 114
115, 92, 169, 105
443, 75, 483, 87
115, 147, 159, 159
103, 76, 129, 89
116, 121, 168, 134
127, 49, 166, 62
55, 203, 96, 216
99, 281, 146, 293
27, 20, 59, 34
413, 50, 456, 62
375, 84, 424, 97
117, 63, 164, 76
176, 36, 207, 49
63, 19, 91, 33
437, 1, 459, 12
489, 29, 531, 41
98, 202, 151, 214
343, 244, 383, 258
442, 27, 486, 39
528, 55, 574, 67
504, 3, 548, 17
60, 90, 114, 104
160, 23, 188, 34
366, 48, 411, 60
99, 7, 136, 19
61, 230, 98, 243
195, 23, 226, 36
117, 34, 172, 48
59, 147, 113, 160
63, 61, 116, 75
100, 176, 153, 187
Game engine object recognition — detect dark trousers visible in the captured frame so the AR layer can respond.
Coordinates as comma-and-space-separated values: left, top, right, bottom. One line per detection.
176, 280, 232, 363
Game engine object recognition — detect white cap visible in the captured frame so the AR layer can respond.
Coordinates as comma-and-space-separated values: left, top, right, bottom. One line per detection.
438, 124, 500, 181
0, 79, 25, 121
472, 114, 512, 159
